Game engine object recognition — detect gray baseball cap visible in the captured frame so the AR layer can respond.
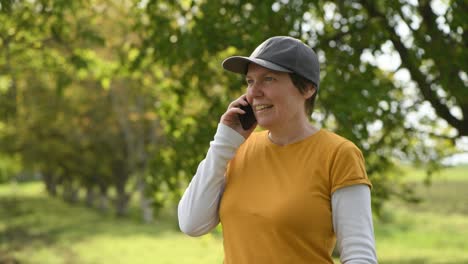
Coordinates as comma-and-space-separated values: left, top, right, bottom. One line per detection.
222, 36, 320, 89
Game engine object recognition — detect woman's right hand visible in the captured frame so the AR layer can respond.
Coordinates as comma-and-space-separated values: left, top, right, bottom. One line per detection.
220, 94, 257, 139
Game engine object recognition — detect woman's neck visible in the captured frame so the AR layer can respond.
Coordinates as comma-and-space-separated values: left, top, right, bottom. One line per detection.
268, 121, 318, 146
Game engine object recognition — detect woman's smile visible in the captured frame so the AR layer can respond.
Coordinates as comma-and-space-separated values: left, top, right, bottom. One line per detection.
254, 104, 273, 112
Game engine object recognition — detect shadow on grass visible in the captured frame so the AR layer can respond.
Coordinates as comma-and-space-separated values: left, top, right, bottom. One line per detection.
0, 193, 180, 254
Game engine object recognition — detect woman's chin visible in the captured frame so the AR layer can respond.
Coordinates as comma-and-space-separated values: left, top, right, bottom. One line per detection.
256, 118, 275, 130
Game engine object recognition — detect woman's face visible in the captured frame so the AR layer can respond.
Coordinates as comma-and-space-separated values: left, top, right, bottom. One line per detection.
245, 63, 312, 131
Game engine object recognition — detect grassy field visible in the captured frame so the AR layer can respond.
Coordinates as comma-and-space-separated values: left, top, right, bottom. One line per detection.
1, 165, 467, 264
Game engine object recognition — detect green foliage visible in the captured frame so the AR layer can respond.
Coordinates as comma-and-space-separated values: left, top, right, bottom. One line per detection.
0, 0, 466, 220
140, 0, 466, 215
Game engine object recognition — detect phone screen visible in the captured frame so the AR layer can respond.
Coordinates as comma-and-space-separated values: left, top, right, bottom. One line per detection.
238, 104, 257, 130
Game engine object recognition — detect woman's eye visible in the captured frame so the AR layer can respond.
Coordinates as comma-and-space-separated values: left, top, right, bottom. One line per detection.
246, 79, 254, 85
265, 76, 274, 82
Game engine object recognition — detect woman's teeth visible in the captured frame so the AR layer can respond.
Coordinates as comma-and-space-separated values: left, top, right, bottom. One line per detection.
255, 105, 273, 111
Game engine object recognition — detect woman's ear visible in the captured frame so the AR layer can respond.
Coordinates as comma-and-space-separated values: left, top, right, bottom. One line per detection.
303, 84, 316, 99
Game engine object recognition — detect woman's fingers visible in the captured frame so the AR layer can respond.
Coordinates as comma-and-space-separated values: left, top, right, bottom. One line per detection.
227, 95, 249, 110
220, 94, 256, 138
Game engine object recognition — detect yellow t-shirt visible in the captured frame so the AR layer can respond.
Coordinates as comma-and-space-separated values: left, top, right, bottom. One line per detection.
219, 129, 371, 264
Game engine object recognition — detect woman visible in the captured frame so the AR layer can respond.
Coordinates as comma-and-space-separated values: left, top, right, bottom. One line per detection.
178, 36, 377, 264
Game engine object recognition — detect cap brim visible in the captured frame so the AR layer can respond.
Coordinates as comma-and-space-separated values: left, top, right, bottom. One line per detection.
222, 56, 292, 75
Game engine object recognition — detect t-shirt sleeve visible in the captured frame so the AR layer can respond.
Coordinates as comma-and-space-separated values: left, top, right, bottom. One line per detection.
330, 141, 372, 194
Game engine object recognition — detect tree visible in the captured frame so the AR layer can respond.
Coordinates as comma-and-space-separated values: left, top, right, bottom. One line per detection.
0, 0, 165, 221
140, 0, 466, 214
1, 0, 465, 219
359, 0, 467, 136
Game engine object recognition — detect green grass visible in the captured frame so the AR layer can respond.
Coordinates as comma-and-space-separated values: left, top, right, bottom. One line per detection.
374, 164, 468, 264
375, 207, 468, 263
1, 165, 468, 264
399, 164, 468, 182
0, 182, 223, 264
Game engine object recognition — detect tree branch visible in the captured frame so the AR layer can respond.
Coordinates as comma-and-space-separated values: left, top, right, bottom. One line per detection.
360, 0, 467, 136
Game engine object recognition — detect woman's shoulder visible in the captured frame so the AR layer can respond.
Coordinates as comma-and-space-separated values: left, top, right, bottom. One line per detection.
316, 129, 361, 151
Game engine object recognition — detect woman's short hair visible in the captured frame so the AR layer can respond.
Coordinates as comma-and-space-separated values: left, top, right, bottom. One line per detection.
289, 73, 317, 116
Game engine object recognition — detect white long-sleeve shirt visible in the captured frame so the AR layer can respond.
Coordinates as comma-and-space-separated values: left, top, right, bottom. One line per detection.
178, 123, 377, 263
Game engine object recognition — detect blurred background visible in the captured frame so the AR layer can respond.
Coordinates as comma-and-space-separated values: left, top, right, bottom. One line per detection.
0, 0, 467, 263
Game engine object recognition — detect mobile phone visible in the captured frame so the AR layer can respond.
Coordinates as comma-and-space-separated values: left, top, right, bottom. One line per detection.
238, 104, 257, 130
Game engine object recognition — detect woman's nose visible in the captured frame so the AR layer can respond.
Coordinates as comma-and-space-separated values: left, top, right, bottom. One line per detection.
247, 82, 263, 101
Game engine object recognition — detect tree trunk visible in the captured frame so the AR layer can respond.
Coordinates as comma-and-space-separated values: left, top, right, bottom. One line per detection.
63, 180, 79, 203
43, 173, 57, 197
70, 187, 79, 203
62, 180, 71, 202
115, 186, 129, 217
138, 176, 153, 223
114, 167, 130, 217
98, 185, 109, 212
85, 185, 95, 207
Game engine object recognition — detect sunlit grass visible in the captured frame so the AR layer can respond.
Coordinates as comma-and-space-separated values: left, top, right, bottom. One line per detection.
73, 233, 223, 264
374, 164, 468, 264
399, 164, 468, 182
375, 205, 468, 263
0, 182, 223, 264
